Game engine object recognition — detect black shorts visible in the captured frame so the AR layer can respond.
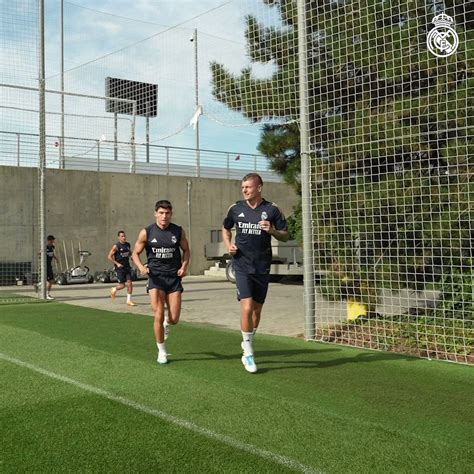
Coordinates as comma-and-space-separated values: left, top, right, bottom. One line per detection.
47, 267, 54, 282
116, 267, 132, 283
235, 271, 270, 304
148, 274, 183, 294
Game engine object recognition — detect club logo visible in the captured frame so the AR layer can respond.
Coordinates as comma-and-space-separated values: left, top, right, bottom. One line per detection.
171, 236, 177, 244
427, 13, 459, 58
261, 211, 268, 220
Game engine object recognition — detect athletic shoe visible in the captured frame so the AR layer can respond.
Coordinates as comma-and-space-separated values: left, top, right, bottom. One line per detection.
126, 300, 137, 306
110, 288, 117, 300
46, 294, 55, 300
157, 352, 168, 364
163, 319, 170, 340
241, 354, 257, 373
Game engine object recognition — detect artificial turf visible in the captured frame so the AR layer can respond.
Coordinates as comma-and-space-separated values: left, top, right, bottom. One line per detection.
1, 302, 472, 473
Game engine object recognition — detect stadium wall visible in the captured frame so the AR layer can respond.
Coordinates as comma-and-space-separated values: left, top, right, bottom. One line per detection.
0, 166, 299, 275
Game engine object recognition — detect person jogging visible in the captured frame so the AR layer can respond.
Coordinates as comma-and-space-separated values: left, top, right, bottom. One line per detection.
222, 173, 289, 373
108, 230, 136, 306
132, 200, 190, 364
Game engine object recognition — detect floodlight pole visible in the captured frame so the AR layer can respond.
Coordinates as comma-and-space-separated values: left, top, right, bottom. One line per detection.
297, 0, 315, 339
146, 102, 150, 163
38, 0, 47, 299
193, 28, 200, 177
114, 112, 118, 160
60, 0, 65, 169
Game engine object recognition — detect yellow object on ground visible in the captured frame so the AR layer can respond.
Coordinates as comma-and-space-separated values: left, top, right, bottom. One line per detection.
346, 300, 367, 321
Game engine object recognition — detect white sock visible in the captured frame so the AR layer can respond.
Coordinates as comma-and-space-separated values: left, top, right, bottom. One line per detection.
241, 331, 254, 355
252, 328, 257, 337
157, 342, 166, 354
127, 293, 132, 302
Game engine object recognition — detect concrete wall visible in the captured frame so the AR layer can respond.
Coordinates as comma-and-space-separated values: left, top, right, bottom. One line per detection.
1, 166, 299, 274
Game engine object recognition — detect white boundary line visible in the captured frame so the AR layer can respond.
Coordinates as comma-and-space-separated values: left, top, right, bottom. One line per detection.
0, 352, 320, 474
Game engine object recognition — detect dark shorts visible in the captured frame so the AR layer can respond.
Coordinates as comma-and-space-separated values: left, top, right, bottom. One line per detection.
116, 267, 132, 283
148, 273, 183, 294
235, 271, 270, 304
47, 267, 54, 282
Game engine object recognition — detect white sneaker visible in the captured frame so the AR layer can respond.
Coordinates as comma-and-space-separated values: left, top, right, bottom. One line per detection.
241, 353, 257, 373
157, 352, 168, 364
163, 319, 170, 341
46, 294, 55, 300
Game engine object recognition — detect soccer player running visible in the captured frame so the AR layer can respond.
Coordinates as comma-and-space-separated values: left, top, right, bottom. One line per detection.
132, 200, 190, 364
108, 230, 136, 306
45, 235, 57, 300
222, 173, 289, 373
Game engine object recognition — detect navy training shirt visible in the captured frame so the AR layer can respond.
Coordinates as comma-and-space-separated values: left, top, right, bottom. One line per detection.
223, 199, 287, 274
46, 245, 55, 270
145, 222, 183, 275
114, 241, 131, 269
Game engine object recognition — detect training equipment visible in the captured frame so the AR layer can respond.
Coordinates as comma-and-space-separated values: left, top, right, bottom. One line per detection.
55, 251, 94, 285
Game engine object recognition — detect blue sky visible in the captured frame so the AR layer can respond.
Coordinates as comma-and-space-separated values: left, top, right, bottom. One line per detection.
36, 0, 282, 155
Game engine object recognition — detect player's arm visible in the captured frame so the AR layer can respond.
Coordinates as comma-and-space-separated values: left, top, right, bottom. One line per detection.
222, 226, 238, 255
268, 227, 289, 242
132, 229, 149, 275
177, 230, 190, 277
222, 205, 237, 255
107, 244, 122, 267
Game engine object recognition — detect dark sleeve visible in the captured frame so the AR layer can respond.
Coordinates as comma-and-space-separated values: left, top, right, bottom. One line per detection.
272, 206, 288, 231
222, 206, 235, 229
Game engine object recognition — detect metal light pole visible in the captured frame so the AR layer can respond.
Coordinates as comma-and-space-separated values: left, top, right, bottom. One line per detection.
191, 28, 200, 177
60, 0, 65, 168
297, 0, 315, 339
38, 0, 47, 299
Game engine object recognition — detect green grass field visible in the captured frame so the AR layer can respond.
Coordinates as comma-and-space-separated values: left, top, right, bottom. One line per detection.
1, 300, 472, 473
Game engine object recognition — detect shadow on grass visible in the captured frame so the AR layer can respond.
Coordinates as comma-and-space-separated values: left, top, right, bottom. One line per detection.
175, 347, 416, 372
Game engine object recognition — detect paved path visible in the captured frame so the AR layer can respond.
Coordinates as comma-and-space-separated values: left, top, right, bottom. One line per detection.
13, 276, 307, 337
6, 277, 439, 338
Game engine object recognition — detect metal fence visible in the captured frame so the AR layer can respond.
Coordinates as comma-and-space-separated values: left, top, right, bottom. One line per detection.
0, 130, 279, 181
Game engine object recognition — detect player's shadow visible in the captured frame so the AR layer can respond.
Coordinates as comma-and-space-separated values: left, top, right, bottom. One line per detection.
178, 348, 415, 372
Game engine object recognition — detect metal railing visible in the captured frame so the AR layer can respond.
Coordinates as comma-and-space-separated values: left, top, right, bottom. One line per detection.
0, 130, 281, 182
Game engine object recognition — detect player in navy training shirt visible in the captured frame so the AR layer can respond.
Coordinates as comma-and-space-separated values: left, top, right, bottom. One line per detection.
222, 173, 289, 373
45, 235, 57, 300
107, 230, 136, 306
132, 200, 190, 365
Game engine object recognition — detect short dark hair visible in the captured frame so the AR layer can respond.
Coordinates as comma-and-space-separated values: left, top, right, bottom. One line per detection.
117, 230, 125, 236
47, 235, 55, 241
242, 173, 263, 186
155, 200, 173, 211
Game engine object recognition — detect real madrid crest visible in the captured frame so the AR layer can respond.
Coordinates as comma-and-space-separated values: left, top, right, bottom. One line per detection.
427, 13, 459, 58
171, 235, 177, 244
261, 211, 268, 220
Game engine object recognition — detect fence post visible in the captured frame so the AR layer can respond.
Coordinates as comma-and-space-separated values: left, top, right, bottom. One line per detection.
253, 154, 257, 172
226, 153, 230, 179
166, 147, 170, 175
97, 140, 100, 172
16, 133, 20, 166
297, 0, 315, 340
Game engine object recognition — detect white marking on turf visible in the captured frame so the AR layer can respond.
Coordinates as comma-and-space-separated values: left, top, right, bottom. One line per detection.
0, 353, 320, 474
